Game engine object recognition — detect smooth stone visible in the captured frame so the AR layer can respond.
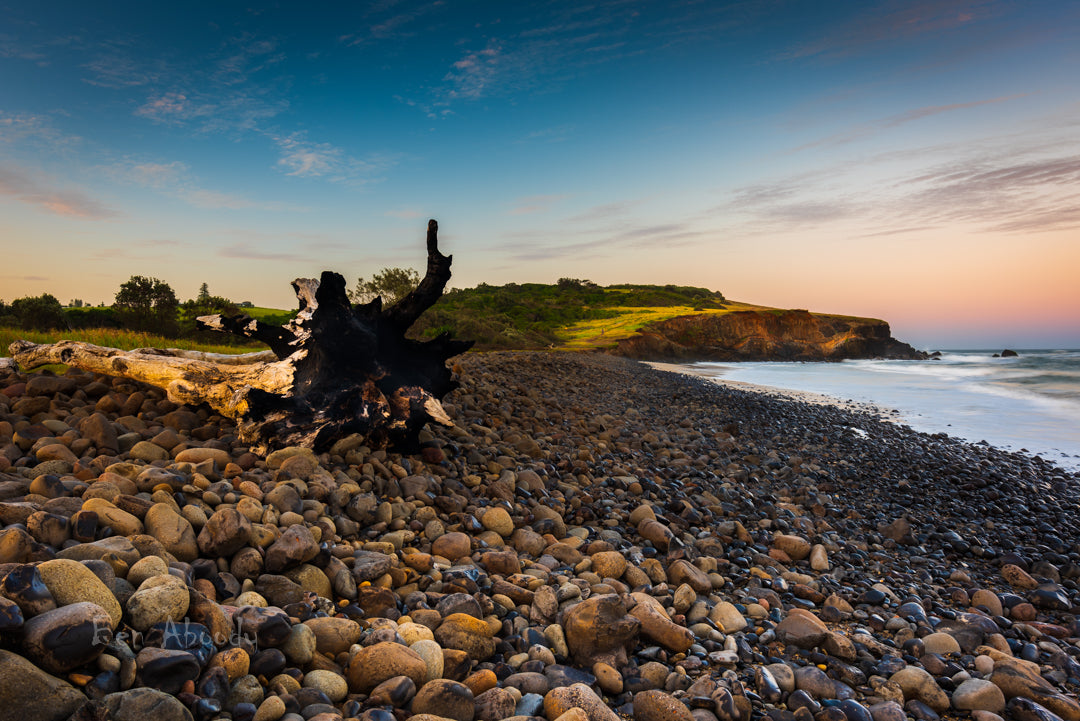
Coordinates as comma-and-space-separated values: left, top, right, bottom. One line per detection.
953, 679, 1007, 713
411, 679, 475, 721
368, 675, 417, 706
346, 641, 427, 692
1, 563, 57, 616
411, 639, 445, 682
922, 632, 961, 656
889, 666, 950, 713
544, 683, 619, 721
144, 503, 199, 561
135, 646, 201, 694
709, 601, 748, 633
303, 670, 348, 702
126, 574, 190, 631
634, 689, 695, 721
0, 648, 88, 721
435, 612, 496, 660
36, 557, 122, 628
475, 687, 518, 721
21, 601, 111, 673
563, 593, 640, 667
103, 688, 195, 721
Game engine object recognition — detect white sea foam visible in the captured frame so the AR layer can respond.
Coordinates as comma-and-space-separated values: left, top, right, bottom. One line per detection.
687, 350, 1080, 471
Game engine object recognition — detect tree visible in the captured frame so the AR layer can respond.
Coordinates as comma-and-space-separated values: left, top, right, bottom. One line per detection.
180, 285, 239, 338
114, 276, 179, 335
349, 267, 421, 305
8, 293, 68, 330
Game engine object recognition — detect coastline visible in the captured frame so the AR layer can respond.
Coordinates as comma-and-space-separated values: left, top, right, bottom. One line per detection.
2, 349, 1079, 721
645, 360, 898, 417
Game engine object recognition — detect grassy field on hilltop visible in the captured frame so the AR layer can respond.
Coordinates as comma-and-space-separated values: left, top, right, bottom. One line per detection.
4, 282, 871, 360
411, 280, 731, 350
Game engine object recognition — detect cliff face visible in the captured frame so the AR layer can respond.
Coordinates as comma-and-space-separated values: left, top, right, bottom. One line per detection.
611, 310, 927, 362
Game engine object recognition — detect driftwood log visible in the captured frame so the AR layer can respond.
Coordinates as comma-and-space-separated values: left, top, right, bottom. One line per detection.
9, 220, 472, 453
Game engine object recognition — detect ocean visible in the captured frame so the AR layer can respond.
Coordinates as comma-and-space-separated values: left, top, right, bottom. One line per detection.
682, 349, 1080, 471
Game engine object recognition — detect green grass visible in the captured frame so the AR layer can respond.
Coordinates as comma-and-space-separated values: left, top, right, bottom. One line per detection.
555, 301, 773, 349
2, 327, 260, 357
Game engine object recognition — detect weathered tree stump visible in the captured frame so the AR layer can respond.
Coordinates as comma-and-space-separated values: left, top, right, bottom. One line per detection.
9, 220, 472, 453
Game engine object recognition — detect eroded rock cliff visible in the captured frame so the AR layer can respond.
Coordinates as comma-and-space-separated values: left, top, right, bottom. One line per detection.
611, 309, 927, 361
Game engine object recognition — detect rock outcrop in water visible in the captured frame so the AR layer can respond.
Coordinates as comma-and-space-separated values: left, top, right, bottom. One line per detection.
612, 309, 927, 361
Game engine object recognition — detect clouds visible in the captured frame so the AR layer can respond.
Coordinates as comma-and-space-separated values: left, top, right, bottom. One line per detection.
105, 158, 303, 211
724, 142, 1080, 237
794, 95, 1023, 152
780, 0, 1000, 61
0, 163, 117, 219
271, 132, 394, 185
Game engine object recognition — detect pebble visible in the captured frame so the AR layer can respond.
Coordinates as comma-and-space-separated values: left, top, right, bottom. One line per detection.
3, 351, 1080, 721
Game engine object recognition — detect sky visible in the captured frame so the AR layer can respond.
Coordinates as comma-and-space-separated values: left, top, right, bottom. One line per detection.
1, 0, 1078, 349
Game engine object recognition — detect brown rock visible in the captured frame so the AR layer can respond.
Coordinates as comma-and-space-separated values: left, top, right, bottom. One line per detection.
144, 503, 198, 561
303, 616, 362, 656
435, 612, 496, 661
633, 690, 695, 721
197, 507, 251, 557
411, 679, 475, 721
544, 683, 620, 721
772, 534, 812, 561
628, 593, 693, 653
667, 559, 711, 593
264, 524, 318, 572
0, 648, 87, 721
590, 551, 627, 580
346, 641, 427, 693
432, 532, 472, 561
775, 609, 828, 649
563, 594, 640, 667
1001, 564, 1039, 590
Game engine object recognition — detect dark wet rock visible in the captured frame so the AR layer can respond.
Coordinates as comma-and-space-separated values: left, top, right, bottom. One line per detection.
410, 679, 475, 721
135, 647, 201, 694
235, 605, 292, 647
0, 648, 88, 721
21, 601, 111, 673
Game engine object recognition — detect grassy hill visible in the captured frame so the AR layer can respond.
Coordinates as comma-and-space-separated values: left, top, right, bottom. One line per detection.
409, 280, 732, 350
5, 283, 876, 358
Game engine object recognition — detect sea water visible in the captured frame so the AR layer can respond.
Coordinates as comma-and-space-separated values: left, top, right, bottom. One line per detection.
685, 350, 1080, 471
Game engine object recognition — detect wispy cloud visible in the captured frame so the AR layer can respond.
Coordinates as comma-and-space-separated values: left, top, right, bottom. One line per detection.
0, 111, 81, 151
508, 194, 568, 215
271, 132, 393, 184
444, 43, 503, 100
218, 243, 309, 261
339, 1, 446, 45
104, 158, 303, 211
794, 95, 1023, 151
781, 0, 999, 61
724, 143, 1080, 236
83, 53, 162, 88
0, 164, 118, 219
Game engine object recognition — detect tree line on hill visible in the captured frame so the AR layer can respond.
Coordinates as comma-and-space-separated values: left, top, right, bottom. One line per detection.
0, 277, 261, 342
1, 269, 725, 351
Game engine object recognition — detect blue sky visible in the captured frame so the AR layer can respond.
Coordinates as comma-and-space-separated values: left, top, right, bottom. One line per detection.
1, 0, 1078, 348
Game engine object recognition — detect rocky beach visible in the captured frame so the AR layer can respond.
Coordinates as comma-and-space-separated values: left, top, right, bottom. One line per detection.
2, 350, 1080, 721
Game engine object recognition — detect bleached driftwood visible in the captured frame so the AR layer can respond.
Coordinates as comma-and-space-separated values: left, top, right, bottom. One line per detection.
10, 220, 472, 453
